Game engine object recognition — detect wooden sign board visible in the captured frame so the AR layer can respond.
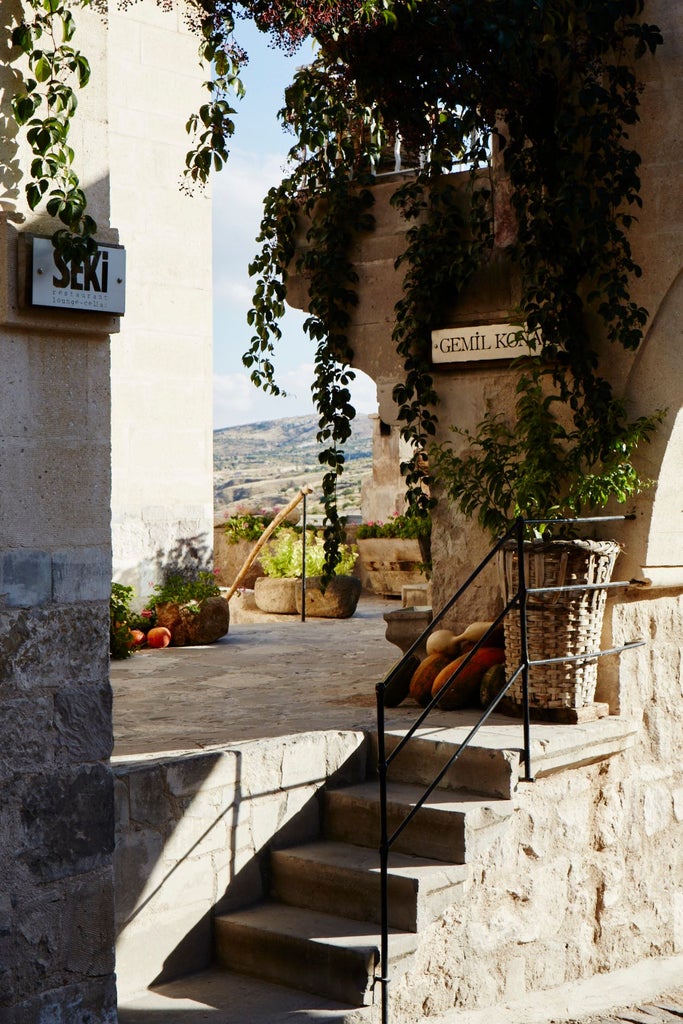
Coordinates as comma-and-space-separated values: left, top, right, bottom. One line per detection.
432, 323, 536, 364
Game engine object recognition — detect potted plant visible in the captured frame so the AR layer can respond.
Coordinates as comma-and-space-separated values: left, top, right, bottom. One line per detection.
148, 570, 230, 646
254, 530, 361, 618
432, 367, 661, 714
355, 512, 431, 598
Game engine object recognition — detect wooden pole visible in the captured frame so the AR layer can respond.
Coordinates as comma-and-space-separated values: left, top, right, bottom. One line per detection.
223, 486, 313, 601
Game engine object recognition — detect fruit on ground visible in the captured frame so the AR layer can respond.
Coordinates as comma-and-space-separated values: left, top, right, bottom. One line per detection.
146, 626, 172, 649
480, 663, 507, 708
409, 653, 452, 707
127, 629, 146, 648
425, 629, 460, 658
432, 647, 506, 709
384, 654, 420, 707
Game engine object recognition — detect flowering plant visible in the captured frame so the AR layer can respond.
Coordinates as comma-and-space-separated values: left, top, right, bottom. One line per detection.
356, 512, 430, 541
223, 509, 278, 544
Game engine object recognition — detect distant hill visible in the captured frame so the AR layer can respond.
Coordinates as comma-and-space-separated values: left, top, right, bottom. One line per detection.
214, 413, 374, 521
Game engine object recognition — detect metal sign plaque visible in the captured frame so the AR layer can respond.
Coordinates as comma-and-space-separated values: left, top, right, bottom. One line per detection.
431, 323, 536, 363
31, 237, 126, 315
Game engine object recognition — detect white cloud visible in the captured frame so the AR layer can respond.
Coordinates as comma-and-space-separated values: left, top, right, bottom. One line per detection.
213, 365, 377, 430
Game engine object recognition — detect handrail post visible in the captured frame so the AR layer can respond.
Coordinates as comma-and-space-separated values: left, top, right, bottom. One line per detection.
301, 492, 307, 622
376, 682, 390, 1024
517, 517, 533, 781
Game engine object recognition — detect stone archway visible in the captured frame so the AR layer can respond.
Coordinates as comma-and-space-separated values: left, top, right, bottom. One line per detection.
612, 268, 683, 586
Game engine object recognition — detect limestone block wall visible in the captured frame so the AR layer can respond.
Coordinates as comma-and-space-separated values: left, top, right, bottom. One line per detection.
113, 731, 368, 999
0, 6, 116, 1020
388, 593, 683, 1020
107, 2, 214, 600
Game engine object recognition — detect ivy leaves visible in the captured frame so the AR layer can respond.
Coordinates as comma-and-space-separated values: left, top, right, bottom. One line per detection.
184, 7, 246, 184
11, 0, 96, 257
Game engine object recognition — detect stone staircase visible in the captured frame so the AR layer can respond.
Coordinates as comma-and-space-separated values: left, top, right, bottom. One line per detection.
212, 732, 517, 1013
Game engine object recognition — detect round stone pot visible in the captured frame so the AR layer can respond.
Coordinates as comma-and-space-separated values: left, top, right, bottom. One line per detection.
253, 576, 298, 615
154, 596, 230, 646
295, 575, 362, 619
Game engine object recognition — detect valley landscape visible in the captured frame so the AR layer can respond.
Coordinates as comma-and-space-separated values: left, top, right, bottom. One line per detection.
214, 414, 374, 522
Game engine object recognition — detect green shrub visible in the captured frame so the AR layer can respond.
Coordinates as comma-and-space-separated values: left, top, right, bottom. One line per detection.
260, 530, 357, 578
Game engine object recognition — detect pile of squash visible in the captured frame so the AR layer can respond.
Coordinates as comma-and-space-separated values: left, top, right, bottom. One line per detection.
127, 626, 172, 650
384, 621, 506, 710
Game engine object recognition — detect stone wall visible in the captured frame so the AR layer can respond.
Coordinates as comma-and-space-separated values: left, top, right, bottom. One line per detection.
108, 2, 214, 601
388, 591, 683, 1019
0, 6, 117, 1018
1, 0, 214, 1015
113, 731, 368, 999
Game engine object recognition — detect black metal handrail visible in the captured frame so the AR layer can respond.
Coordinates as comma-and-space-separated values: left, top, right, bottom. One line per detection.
374, 515, 645, 1024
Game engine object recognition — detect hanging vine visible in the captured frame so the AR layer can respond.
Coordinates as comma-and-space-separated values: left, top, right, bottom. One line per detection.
10, 0, 96, 259
246, 56, 383, 568
8, 0, 665, 558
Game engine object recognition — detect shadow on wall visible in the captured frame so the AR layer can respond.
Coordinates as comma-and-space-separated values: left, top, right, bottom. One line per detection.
156, 534, 213, 583
114, 739, 368, 1002
0, 0, 23, 209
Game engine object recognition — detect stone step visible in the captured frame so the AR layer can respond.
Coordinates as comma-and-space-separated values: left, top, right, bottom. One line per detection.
372, 730, 519, 799
270, 839, 469, 932
117, 965, 376, 1023
214, 901, 417, 1008
324, 781, 513, 863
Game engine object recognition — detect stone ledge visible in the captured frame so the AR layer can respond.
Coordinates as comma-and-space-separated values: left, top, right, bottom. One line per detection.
384, 713, 639, 784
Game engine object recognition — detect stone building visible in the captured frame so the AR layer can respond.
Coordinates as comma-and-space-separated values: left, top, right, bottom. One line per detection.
0, 1, 211, 1018
282, 0, 683, 1013
1, 0, 682, 1020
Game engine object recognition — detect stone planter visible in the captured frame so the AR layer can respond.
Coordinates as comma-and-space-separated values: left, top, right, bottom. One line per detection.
253, 576, 298, 615
384, 605, 433, 657
356, 537, 429, 597
213, 534, 264, 589
295, 576, 362, 618
154, 596, 230, 646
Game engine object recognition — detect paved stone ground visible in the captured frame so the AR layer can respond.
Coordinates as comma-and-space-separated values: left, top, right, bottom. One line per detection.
569, 991, 683, 1022
111, 595, 400, 758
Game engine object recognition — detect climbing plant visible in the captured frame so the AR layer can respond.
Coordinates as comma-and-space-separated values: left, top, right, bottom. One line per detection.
8, 0, 665, 560
10, 0, 97, 260
244, 0, 665, 539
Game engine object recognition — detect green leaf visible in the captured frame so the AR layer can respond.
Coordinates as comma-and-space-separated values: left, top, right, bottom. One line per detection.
34, 55, 52, 83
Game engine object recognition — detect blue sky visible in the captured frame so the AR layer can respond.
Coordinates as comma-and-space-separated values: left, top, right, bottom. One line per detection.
211, 21, 377, 428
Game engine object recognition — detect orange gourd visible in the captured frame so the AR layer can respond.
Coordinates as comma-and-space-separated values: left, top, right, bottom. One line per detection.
409, 653, 452, 707
432, 647, 505, 709
127, 629, 146, 649
146, 626, 172, 649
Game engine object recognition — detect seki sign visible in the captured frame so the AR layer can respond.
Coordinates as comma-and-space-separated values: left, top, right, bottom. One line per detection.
31, 237, 126, 314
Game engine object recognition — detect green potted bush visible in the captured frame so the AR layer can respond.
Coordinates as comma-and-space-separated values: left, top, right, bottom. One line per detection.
432, 370, 661, 714
148, 570, 230, 647
254, 531, 361, 618
355, 512, 431, 598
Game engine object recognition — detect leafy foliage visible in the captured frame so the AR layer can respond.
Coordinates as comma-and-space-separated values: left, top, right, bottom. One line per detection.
10, 0, 664, 551
147, 570, 222, 610
110, 582, 135, 660
356, 511, 430, 541
259, 529, 357, 578
433, 366, 663, 538
10, 0, 97, 260
223, 509, 277, 543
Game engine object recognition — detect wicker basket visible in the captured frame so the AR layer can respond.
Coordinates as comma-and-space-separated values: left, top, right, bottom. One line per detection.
499, 539, 621, 709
